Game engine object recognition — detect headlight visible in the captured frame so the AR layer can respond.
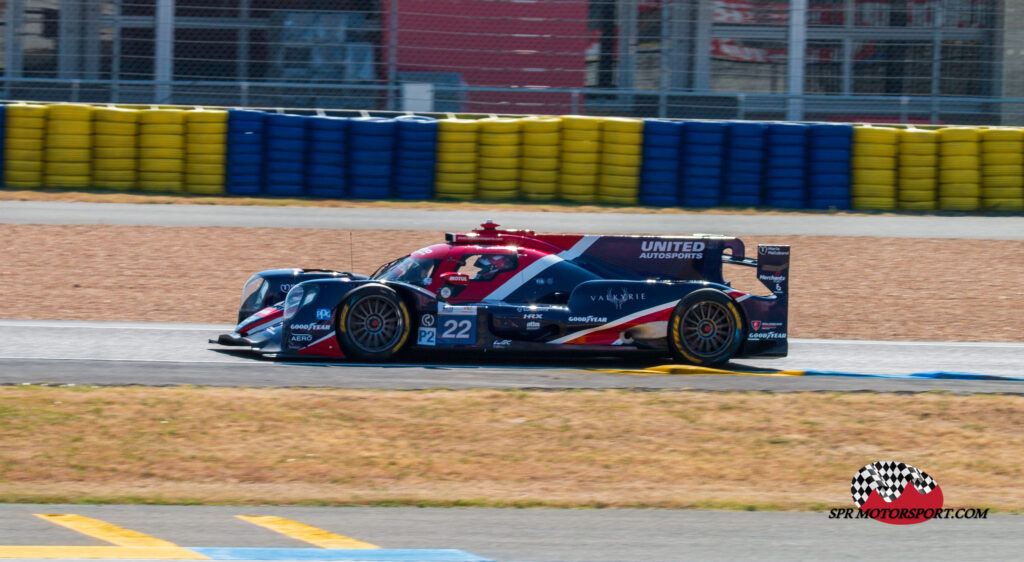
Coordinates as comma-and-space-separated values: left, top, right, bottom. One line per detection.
283, 286, 304, 318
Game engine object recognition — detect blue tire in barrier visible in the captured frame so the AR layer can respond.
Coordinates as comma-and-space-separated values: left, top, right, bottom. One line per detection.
398, 130, 439, 143
729, 135, 765, 149
640, 194, 680, 206
308, 163, 346, 178
228, 131, 264, 145
809, 123, 853, 138
725, 172, 761, 185
808, 148, 851, 163
723, 195, 762, 207
809, 186, 852, 199
766, 132, 806, 146
350, 163, 393, 178
764, 177, 806, 190
641, 169, 679, 184
725, 184, 762, 197
642, 146, 678, 160
642, 159, 680, 173
684, 121, 727, 134
643, 119, 683, 136
399, 140, 437, 153
349, 184, 392, 199
683, 154, 723, 168
308, 128, 347, 144
265, 160, 304, 174
266, 114, 306, 128
350, 117, 397, 136
351, 134, 396, 151
685, 143, 725, 157
265, 137, 304, 153
643, 132, 683, 148
766, 144, 806, 158
396, 115, 437, 132
227, 152, 263, 166
688, 166, 724, 179
348, 149, 393, 165
225, 178, 262, 195
683, 176, 722, 190
226, 163, 261, 176
266, 124, 305, 140
809, 136, 852, 149
767, 123, 807, 135
728, 121, 765, 137
398, 155, 437, 170
308, 151, 346, 167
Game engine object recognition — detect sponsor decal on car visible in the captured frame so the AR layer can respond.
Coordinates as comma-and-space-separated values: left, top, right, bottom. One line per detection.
750, 321, 783, 332
447, 274, 470, 284
747, 331, 786, 340
421, 313, 436, 327
289, 322, 331, 331
639, 240, 705, 260
316, 308, 332, 320
591, 288, 646, 310
568, 315, 608, 323
759, 245, 790, 256
289, 333, 313, 343
439, 304, 477, 316
439, 287, 452, 299
523, 313, 543, 319
526, 321, 541, 330
279, 284, 294, 293
493, 339, 512, 349
417, 327, 436, 346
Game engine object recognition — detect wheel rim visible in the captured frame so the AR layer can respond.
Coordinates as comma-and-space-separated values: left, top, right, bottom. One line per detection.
346, 295, 404, 353
680, 300, 735, 358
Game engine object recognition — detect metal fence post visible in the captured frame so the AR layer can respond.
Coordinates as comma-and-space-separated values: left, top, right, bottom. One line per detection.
155, 0, 175, 103
3, 0, 25, 99
786, 0, 807, 121
387, 0, 400, 111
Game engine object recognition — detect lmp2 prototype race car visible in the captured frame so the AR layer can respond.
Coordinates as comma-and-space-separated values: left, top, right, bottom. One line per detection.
215, 222, 790, 366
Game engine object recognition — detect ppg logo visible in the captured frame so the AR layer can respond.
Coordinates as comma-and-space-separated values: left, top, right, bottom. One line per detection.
315, 308, 331, 320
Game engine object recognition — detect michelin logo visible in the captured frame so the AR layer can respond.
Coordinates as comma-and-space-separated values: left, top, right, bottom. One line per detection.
639, 240, 705, 259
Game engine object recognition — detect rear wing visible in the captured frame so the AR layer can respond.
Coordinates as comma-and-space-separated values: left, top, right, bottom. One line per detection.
723, 243, 790, 297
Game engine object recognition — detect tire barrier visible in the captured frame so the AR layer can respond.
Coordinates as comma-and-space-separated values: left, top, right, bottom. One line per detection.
980, 128, 1024, 211
263, 113, 308, 197
851, 125, 898, 210
394, 115, 436, 200
520, 116, 561, 201
3, 101, 1024, 214
477, 117, 521, 200
435, 118, 478, 200
306, 116, 348, 199
138, 109, 185, 192
937, 127, 980, 211
639, 119, 683, 206
764, 123, 808, 209
559, 115, 602, 203
225, 109, 265, 195
898, 129, 938, 210
92, 107, 138, 191
184, 109, 227, 195
45, 103, 93, 189
723, 121, 765, 207
806, 123, 852, 210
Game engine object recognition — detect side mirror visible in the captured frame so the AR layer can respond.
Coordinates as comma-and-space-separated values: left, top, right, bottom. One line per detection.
440, 272, 471, 286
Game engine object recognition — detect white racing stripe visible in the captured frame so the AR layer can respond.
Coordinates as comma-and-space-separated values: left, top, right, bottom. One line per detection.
548, 299, 681, 345
482, 235, 600, 302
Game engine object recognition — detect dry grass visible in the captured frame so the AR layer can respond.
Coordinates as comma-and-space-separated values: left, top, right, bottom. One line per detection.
1, 224, 1022, 341
1, 386, 1022, 511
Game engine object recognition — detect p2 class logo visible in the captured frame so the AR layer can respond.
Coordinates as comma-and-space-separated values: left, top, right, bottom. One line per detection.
851, 461, 943, 525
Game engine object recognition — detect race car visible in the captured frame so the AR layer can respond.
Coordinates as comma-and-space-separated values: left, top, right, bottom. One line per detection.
214, 221, 790, 366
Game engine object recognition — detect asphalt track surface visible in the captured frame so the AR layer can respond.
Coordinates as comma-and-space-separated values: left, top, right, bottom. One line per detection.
0, 504, 1020, 561
0, 320, 1021, 393
3, 200, 1024, 238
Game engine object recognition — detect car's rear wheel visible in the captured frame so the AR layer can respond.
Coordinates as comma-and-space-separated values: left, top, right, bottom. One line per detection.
336, 285, 411, 361
668, 289, 743, 366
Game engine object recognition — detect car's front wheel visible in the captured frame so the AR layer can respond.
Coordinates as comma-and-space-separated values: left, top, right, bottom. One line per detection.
668, 289, 743, 366
336, 285, 411, 361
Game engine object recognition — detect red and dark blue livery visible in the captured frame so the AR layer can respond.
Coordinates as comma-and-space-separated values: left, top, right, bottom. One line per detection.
215, 222, 790, 366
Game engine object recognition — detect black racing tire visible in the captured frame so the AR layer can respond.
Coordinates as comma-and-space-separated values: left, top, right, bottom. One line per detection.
667, 288, 744, 366
335, 285, 411, 362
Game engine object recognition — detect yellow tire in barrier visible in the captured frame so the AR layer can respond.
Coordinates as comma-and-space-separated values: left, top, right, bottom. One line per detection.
939, 169, 980, 183
478, 167, 518, 181
4, 169, 44, 183
139, 135, 184, 149
139, 180, 184, 192
600, 163, 638, 177
598, 194, 639, 205
982, 164, 1023, 176
94, 180, 136, 191
45, 175, 91, 189
852, 143, 898, 157
601, 152, 642, 167
521, 156, 559, 170
187, 153, 226, 165
436, 151, 477, 163
45, 162, 91, 175
520, 169, 559, 182
140, 109, 186, 124
982, 198, 1024, 210
185, 173, 224, 184
480, 118, 521, 134
899, 177, 937, 189
94, 107, 139, 123
6, 137, 45, 151
93, 170, 137, 182
562, 161, 600, 175
980, 128, 1024, 141
559, 182, 598, 194
982, 175, 1024, 189
560, 140, 600, 155
939, 197, 979, 210
434, 182, 477, 194
139, 159, 185, 173
477, 190, 518, 201
436, 161, 477, 173
851, 156, 896, 170
47, 104, 93, 120
602, 117, 643, 133
435, 171, 477, 183
478, 157, 518, 169
898, 142, 938, 155
5, 160, 44, 172
438, 119, 479, 132
93, 135, 137, 149
559, 173, 599, 185
438, 141, 476, 153
94, 121, 138, 136
438, 131, 477, 143
897, 189, 936, 202
5, 149, 43, 162
852, 196, 898, 210
478, 179, 518, 191
852, 184, 897, 198
982, 187, 1024, 199
603, 143, 642, 156
598, 184, 640, 198
478, 145, 520, 158
979, 140, 1023, 153
899, 154, 937, 167
939, 155, 980, 170
561, 151, 600, 164
598, 174, 640, 189
6, 116, 46, 130
5, 127, 46, 140
184, 143, 226, 156
560, 115, 603, 130
854, 126, 899, 144
47, 120, 91, 136
185, 184, 226, 195
45, 134, 91, 149
522, 132, 560, 145
45, 148, 90, 162
940, 183, 981, 198
601, 131, 642, 145
981, 152, 1023, 165
937, 127, 979, 142
140, 123, 185, 135
186, 122, 228, 134
852, 169, 896, 185
899, 129, 937, 143
561, 193, 598, 203
523, 144, 559, 158
7, 104, 47, 118
185, 110, 228, 123
899, 200, 937, 211
434, 191, 477, 201
521, 190, 558, 202
561, 129, 601, 142
95, 146, 138, 159
186, 133, 225, 145
522, 117, 561, 133
939, 141, 979, 156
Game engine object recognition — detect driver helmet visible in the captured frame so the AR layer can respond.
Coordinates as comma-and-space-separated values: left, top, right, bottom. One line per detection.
474, 254, 514, 279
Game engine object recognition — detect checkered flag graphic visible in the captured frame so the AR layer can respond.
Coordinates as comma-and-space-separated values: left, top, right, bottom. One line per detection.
850, 461, 938, 507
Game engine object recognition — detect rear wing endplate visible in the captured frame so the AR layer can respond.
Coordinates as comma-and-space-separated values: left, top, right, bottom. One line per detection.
722, 244, 790, 296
